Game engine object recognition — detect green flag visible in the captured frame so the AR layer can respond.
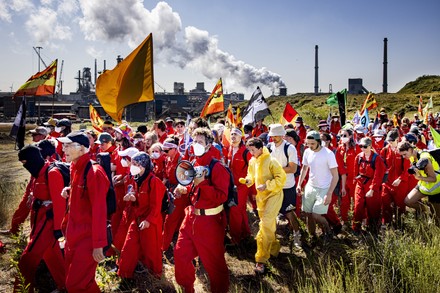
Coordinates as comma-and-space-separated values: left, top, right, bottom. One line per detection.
430, 126, 440, 148
326, 92, 338, 106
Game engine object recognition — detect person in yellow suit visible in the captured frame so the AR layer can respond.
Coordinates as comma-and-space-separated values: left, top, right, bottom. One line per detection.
240, 137, 286, 274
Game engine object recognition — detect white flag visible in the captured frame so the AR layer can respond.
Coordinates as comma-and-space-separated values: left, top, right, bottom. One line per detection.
242, 87, 271, 126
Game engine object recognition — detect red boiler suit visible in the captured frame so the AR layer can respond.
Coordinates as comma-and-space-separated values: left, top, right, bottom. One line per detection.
353, 152, 385, 232
174, 149, 230, 293
14, 164, 66, 292
228, 144, 252, 244
64, 154, 109, 292
162, 152, 190, 251
118, 173, 165, 278
335, 144, 361, 223
380, 147, 417, 224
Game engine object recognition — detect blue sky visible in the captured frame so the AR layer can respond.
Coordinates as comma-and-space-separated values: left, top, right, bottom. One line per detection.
0, 0, 439, 99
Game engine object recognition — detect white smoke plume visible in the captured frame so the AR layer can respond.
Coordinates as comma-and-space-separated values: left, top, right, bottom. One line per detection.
77, 0, 285, 91
3, 0, 285, 90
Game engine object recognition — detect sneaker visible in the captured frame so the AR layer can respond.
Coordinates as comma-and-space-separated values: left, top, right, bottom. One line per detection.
254, 263, 265, 274
291, 231, 302, 249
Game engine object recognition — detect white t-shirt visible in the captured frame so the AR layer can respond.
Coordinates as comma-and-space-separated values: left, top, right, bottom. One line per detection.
268, 140, 298, 189
302, 146, 338, 189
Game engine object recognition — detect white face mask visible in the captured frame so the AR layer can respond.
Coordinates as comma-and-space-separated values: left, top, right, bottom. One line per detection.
150, 152, 160, 160
375, 137, 383, 142
333, 118, 338, 122
341, 137, 350, 143
121, 158, 129, 167
193, 143, 206, 157
55, 127, 63, 133
130, 165, 141, 176
295, 123, 301, 127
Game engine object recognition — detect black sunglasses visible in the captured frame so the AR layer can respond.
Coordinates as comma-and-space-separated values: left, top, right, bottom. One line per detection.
163, 149, 170, 153
360, 145, 369, 148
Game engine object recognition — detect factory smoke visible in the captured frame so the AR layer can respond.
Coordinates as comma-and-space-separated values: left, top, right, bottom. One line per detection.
2, 0, 285, 91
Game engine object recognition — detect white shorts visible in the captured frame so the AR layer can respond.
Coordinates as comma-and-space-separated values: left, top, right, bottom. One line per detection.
302, 184, 330, 215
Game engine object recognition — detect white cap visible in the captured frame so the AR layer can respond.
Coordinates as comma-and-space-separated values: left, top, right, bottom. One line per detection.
268, 124, 286, 137
118, 147, 139, 158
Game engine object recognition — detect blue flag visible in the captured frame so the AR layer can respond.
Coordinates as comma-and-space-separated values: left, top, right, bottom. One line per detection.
360, 109, 369, 129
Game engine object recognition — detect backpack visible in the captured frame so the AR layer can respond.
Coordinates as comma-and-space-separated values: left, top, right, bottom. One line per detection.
267, 142, 300, 176
207, 158, 238, 209
148, 175, 175, 215
45, 161, 71, 187
84, 160, 117, 217
417, 149, 440, 173
358, 152, 389, 183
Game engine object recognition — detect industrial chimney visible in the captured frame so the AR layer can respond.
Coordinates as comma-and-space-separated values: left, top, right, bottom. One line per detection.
383, 38, 388, 93
314, 45, 319, 94
94, 59, 97, 85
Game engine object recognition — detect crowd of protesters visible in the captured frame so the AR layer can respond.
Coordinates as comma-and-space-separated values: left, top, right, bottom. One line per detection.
2, 108, 440, 292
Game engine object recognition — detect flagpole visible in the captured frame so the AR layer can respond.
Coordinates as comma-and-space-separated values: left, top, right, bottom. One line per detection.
37, 95, 41, 125
52, 93, 55, 116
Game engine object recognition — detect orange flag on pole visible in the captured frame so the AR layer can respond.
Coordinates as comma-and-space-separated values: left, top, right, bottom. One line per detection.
96, 34, 154, 122
360, 92, 378, 113
14, 59, 57, 97
89, 104, 104, 132
235, 106, 243, 129
226, 102, 235, 127
200, 78, 224, 118
279, 102, 299, 125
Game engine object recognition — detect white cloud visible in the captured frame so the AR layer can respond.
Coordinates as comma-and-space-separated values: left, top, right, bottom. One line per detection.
86, 46, 102, 59
10, 0, 33, 12
25, 7, 72, 44
0, 1, 12, 22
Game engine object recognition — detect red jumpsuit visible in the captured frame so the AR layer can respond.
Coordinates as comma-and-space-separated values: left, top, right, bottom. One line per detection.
252, 124, 268, 137
162, 152, 190, 251
335, 144, 361, 223
353, 152, 385, 232
111, 151, 129, 246
64, 154, 109, 292
228, 144, 252, 244
158, 132, 168, 144
296, 125, 307, 144
174, 148, 230, 293
330, 120, 341, 136
14, 164, 66, 292
380, 147, 417, 224
118, 173, 165, 278
152, 154, 167, 181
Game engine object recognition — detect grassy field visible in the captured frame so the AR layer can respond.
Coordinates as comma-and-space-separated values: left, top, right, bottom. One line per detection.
2, 88, 440, 292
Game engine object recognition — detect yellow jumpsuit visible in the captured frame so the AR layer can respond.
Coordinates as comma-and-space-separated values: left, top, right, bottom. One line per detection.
245, 147, 286, 264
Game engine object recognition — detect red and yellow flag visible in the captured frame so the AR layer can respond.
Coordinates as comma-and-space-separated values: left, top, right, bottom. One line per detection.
200, 78, 224, 118
96, 34, 154, 122
360, 92, 378, 113
89, 104, 104, 132
15, 59, 57, 97
235, 106, 243, 129
226, 102, 235, 127
418, 95, 424, 118
279, 102, 299, 125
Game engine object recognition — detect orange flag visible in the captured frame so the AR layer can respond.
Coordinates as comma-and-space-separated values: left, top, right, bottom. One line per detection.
96, 34, 154, 122
89, 104, 104, 132
360, 92, 378, 113
15, 59, 57, 97
235, 106, 243, 129
279, 102, 299, 125
200, 78, 224, 118
226, 102, 235, 127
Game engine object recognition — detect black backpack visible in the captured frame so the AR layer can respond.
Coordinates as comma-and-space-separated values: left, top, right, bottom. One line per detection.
207, 158, 237, 209
84, 159, 117, 217
45, 161, 71, 187
267, 141, 300, 176
148, 175, 175, 215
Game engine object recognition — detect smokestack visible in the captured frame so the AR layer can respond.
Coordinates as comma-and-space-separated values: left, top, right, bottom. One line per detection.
383, 38, 388, 93
314, 45, 319, 94
104, 60, 106, 71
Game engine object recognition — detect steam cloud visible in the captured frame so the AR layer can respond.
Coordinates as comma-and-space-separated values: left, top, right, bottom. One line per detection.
3, 0, 285, 91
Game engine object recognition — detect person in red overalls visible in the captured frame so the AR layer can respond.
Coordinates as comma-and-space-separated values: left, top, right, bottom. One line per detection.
162, 137, 189, 252
295, 116, 307, 144
155, 120, 168, 143
149, 142, 167, 181
85, 130, 100, 161
353, 137, 386, 234
330, 114, 341, 136
335, 128, 361, 230
227, 128, 253, 245
252, 119, 268, 138
174, 127, 229, 293
165, 117, 175, 135
372, 129, 386, 153
58, 132, 110, 292
117, 152, 165, 287
13, 145, 66, 292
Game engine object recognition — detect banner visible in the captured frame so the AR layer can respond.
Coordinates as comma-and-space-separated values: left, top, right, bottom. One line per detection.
337, 89, 347, 125
242, 86, 271, 126
360, 92, 378, 113
96, 34, 154, 122
14, 60, 57, 97
360, 108, 369, 129
10, 97, 26, 150
279, 102, 299, 125
200, 78, 224, 117
89, 104, 104, 132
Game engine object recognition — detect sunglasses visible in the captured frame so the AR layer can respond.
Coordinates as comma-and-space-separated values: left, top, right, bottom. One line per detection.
163, 149, 170, 153
360, 145, 369, 149
341, 134, 349, 138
